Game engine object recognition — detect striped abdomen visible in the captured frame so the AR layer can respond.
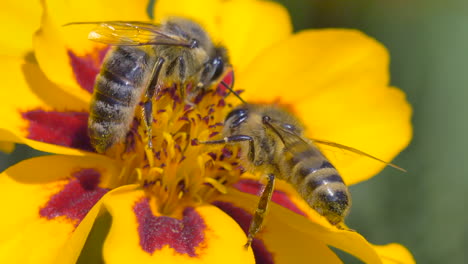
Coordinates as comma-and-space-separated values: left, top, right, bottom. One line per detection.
89, 46, 153, 153
280, 141, 351, 225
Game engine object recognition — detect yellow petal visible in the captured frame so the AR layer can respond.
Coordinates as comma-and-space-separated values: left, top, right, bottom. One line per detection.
219, 188, 390, 264
373, 243, 416, 264
296, 86, 412, 184
154, 0, 222, 39
238, 29, 390, 103
0, 57, 97, 155
236, 29, 411, 184
102, 189, 255, 263
154, 0, 292, 73
218, 0, 292, 72
0, 0, 41, 57
0, 142, 15, 154
0, 154, 120, 263
34, 0, 149, 102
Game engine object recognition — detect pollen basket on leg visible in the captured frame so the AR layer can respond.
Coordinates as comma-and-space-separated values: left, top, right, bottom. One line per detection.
110, 81, 244, 217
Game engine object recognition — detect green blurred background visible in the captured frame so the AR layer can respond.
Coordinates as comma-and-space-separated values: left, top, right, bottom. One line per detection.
1, 0, 467, 263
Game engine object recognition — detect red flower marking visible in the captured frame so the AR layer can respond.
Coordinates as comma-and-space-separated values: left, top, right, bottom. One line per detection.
213, 201, 274, 264
68, 47, 109, 93
22, 109, 94, 152
222, 70, 234, 86
133, 198, 206, 256
233, 179, 307, 217
39, 169, 109, 226
216, 70, 234, 96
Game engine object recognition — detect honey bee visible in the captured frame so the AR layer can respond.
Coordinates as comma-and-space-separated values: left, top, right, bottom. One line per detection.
68, 18, 229, 153
202, 103, 404, 248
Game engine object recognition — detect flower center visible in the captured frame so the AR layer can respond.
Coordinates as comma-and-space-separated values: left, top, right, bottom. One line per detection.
106, 73, 243, 217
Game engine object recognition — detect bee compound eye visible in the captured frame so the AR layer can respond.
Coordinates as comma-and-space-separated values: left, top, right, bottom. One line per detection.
211, 57, 224, 81
226, 108, 248, 128
226, 108, 246, 121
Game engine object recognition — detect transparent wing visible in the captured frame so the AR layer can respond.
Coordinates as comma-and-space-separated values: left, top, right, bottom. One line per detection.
264, 121, 315, 150
64, 21, 192, 47
265, 120, 406, 172
310, 139, 406, 172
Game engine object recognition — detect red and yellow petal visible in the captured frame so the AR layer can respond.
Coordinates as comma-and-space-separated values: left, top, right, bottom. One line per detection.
33, 0, 148, 101
0, 154, 120, 263
154, 0, 292, 72
238, 29, 390, 103
297, 86, 412, 184
0, 57, 97, 155
212, 198, 342, 263
218, 188, 414, 264
0, 0, 41, 57
233, 177, 416, 262
227, 176, 341, 262
102, 189, 254, 264
233, 174, 332, 226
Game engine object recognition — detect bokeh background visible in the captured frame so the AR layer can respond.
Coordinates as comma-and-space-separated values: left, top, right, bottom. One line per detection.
1, 0, 467, 263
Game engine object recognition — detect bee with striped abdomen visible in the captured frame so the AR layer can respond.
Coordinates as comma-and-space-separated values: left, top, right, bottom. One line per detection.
202, 103, 403, 248
68, 18, 229, 153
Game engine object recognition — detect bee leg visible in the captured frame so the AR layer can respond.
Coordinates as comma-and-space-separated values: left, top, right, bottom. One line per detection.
179, 82, 186, 100
187, 61, 214, 103
245, 173, 276, 249
199, 62, 214, 87
201, 135, 255, 162
177, 56, 187, 100
336, 223, 356, 232
142, 57, 165, 151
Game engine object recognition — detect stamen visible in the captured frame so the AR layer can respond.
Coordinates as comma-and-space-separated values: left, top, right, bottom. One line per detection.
162, 132, 176, 160
145, 148, 155, 168
135, 168, 143, 182
204, 177, 228, 194
105, 73, 243, 217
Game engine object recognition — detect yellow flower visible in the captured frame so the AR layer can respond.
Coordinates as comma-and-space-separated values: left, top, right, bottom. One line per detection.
0, 0, 415, 263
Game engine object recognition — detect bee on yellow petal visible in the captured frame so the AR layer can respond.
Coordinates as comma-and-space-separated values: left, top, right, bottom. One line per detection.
67, 18, 230, 153
203, 103, 405, 248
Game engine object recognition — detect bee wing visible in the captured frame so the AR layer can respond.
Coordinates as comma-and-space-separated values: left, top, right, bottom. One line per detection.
311, 139, 406, 172
264, 121, 312, 149
265, 121, 406, 172
64, 21, 192, 47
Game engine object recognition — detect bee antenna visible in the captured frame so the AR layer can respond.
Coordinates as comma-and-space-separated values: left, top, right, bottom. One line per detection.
221, 81, 246, 104
220, 73, 246, 104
